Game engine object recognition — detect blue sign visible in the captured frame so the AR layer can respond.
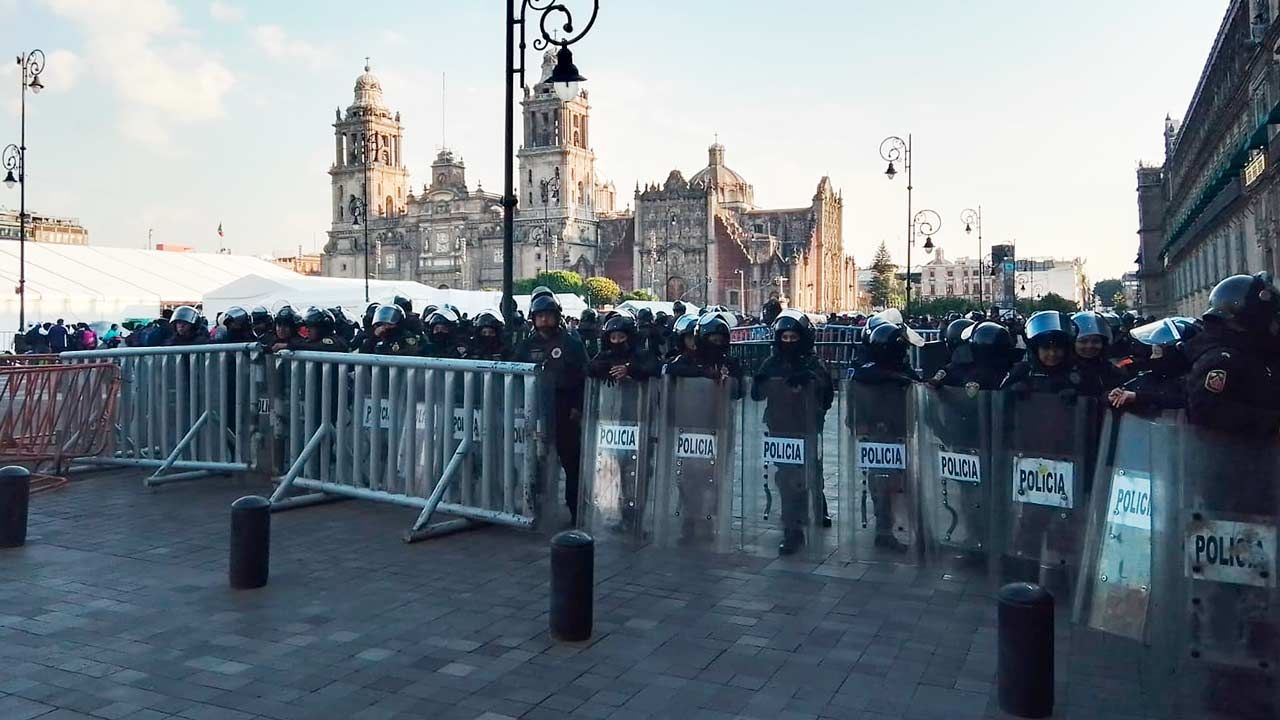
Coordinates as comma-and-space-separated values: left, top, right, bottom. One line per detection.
1003, 261, 1015, 272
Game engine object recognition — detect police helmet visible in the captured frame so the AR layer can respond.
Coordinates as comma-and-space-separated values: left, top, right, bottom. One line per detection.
426, 307, 459, 332
474, 310, 504, 331
1130, 317, 1200, 348
673, 315, 698, 337
392, 295, 413, 314
1121, 311, 1138, 327
423, 304, 439, 317
579, 308, 598, 328
372, 304, 404, 328
274, 305, 299, 327
302, 306, 335, 333
530, 285, 555, 302
602, 311, 637, 341
362, 302, 379, 325
867, 323, 912, 363
528, 294, 562, 319
695, 312, 734, 345
1205, 272, 1280, 330
172, 305, 200, 326
966, 321, 1017, 365
966, 310, 986, 323
250, 306, 271, 325
1070, 311, 1113, 343
944, 318, 974, 350
772, 309, 813, 350
672, 301, 686, 317
636, 308, 654, 325
1025, 310, 1074, 348
223, 306, 249, 327
1099, 311, 1122, 333
330, 306, 353, 328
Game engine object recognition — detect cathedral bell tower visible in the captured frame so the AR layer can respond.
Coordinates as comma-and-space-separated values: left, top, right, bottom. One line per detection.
515, 51, 598, 277
325, 62, 411, 278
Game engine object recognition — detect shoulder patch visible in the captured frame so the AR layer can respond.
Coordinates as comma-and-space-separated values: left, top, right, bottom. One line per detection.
405, 336, 418, 346
932, 370, 947, 382
551, 347, 563, 359
321, 337, 335, 345
1205, 369, 1227, 394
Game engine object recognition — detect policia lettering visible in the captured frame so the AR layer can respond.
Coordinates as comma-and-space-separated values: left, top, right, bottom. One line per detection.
597, 424, 639, 451
676, 433, 716, 459
1012, 457, 1074, 508
1186, 519, 1277, 588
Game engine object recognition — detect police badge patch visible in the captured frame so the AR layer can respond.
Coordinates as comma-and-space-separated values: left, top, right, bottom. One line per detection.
1205, 369, 1227, 394
551, 347, 562, 359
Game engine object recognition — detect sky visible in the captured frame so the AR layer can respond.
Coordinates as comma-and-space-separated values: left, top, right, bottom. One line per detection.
0, 0, 1229, 282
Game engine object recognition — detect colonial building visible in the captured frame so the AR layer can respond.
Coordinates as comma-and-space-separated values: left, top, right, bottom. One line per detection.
1136, 1, 1280, 317
0, 209, 89, 245
916, 250, 1089, 309
321, 57, 855, 312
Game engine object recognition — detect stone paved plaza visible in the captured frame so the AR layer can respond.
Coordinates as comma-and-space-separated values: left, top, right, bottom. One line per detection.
0, 470, 1166, 720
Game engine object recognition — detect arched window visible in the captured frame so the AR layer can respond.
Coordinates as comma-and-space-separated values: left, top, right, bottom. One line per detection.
385, 196, 394, 216
338, 185, 345, 219
577, 181, 584, 206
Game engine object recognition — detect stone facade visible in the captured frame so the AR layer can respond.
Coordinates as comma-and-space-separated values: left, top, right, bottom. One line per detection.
0, 209, 88, 245
321, 57, 855, 312
1137, 1, 1280, 317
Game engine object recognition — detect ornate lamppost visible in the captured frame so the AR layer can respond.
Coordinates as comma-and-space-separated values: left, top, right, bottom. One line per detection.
879, 134, 915, 312
910, 209, 941, 311
3, 49, 46, 335
961, 206, 984, 307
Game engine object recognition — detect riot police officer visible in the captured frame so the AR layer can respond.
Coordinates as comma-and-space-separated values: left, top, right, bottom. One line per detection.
664, 312, 744, 390
961, 321, 1021, 390
423, 307, 467, 359
213, 306, 255, 344
667, 314, 697, 361
671, 301, 687, 320
249, 306, 274, 342
514, 294, 589, 523
351, 302, 380, 353
1108, 317, 1198, 414
761, 298, 782, 326
1001, 311, 1081, 396
469, 311, 508, 361
166, 306, 209, 346
1183, 272, 1280, 438
391, 295, 423, 336
366, 304, 423, 356
330, 307, 357, 345
266, 306, 300, 353
750, 310, 834, 555
578, 308, 601, 357
1070, 311, 1125, 396
291, 307, 348, 352
928, 318, 975, 387
588, 311, 659, 383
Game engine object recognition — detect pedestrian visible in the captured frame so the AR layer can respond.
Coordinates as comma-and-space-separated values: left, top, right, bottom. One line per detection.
47, 318, 68, 353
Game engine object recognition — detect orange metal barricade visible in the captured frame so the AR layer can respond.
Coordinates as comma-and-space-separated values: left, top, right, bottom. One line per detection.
0, 362, 121, 474
0, 354, 65, 368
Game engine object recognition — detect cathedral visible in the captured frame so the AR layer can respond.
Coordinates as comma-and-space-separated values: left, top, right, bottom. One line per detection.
321, 56, 857, 312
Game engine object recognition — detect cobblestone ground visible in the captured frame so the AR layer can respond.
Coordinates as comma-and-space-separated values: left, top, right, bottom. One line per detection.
0, 470, 1167, 720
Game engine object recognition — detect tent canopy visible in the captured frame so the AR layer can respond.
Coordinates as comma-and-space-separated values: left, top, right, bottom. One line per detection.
202, 274, 587, 321
615, 300, 701, 317
0, 243, 300, 329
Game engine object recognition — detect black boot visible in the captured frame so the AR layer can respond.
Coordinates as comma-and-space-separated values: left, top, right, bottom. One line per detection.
778, 528, 805, 556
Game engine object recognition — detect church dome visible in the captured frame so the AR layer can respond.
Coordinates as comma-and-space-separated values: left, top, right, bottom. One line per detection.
690, 143, 753, 206
351, 62, 385, 108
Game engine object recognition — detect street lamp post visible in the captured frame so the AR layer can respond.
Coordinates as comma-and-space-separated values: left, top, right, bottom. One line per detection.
503, 0, 598, 326
3, 49, 45, 335
348, 133, 378, 303
733, 268, 745, 312
537, 174, 560, 274
664, 211, 676, 300
910, 209, 941, 310
961, 206, 983, 307
880, 134, 913, 313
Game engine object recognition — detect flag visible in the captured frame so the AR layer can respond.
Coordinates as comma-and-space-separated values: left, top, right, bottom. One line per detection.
217, 222, 224, 238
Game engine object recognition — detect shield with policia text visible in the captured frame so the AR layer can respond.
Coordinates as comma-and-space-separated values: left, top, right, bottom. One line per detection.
916, 384, 995, 575
991, 391, 1100, 599
840, 380, 920, 562
740, 377, 834, 560
1152, 422, 1279, 720
1074, 408, 1177, 644
577, 378, 657, 546
651, 375, 740, 553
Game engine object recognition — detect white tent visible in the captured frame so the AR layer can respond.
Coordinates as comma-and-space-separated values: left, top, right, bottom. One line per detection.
0, 243, 301, 329
202, 273, 588, 320
615, 300, 700, 317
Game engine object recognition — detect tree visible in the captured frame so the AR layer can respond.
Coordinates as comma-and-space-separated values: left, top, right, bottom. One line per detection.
583, 276, 621, 306
1016, 292, 1079, 316
1110, 290, 1129, 312
868, 242, 903, 309
1093, 278, 1124, 308
620, 289, 658, 302
512, 271, 584, 296
912, 297, 982, 319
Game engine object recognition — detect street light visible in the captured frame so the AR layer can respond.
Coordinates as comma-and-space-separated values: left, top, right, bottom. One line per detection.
502, 0, 599, 326
4, 49, 45, 337
880, 134, 916, 313
732, 268, 745, 311
348, 133, 379, 303
535, 173, 560, 274
910, 209, 941, 310
961, 206, 983, 307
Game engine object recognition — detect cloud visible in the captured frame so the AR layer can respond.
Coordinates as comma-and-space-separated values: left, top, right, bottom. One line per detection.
40, 50, 83, 93
252, 25, 327, 68
44, 0, 235, 149
209, 1, 243, 23
380, 30, 406, 46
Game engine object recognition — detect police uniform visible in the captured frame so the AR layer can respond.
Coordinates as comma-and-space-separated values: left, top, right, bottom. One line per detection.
1184, 325, 1280, 437
371, 333, 422, 356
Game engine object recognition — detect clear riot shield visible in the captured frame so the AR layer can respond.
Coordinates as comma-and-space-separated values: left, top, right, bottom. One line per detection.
576, 379, 656, 546
741, 377, 833, 560
991, 392, 1099, 598
1074, 409, 1177, 643
1161, 423, 1279, 720
652, 375, 739, 552
916, 384, 994, 573
840, 381, 920, 562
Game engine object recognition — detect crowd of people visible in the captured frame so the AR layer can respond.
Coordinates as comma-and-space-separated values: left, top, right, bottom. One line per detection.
19, 319, 124, 353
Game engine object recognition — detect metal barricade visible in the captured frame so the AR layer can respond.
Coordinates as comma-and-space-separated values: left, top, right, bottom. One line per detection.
269, 351, 541, 542
0, 362, 121, 471
61, 343, 264, 486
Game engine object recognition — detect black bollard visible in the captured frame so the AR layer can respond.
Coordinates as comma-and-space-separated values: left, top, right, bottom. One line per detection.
229, 495, 271, 589
549, 530, 594, 642
997, 581, 1054, 718
0, 466, 31, 548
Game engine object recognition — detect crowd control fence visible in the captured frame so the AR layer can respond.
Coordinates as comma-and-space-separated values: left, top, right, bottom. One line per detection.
267, 351, 544, 542
0, 361, 121, 472
61, 343, 265, 486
